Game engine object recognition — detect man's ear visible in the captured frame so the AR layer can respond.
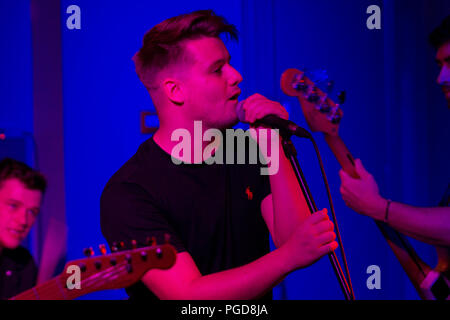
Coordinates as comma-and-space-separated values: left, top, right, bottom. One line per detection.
162, 78, 184, 105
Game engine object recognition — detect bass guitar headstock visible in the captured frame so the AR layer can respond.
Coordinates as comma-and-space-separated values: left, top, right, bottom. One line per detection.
281, 68, 344, 136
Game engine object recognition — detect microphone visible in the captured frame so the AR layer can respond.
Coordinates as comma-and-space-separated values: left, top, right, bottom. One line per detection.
236, 101, 312, 139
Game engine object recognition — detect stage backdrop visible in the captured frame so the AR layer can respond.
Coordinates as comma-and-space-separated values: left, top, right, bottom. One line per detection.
1, 0, 449, 299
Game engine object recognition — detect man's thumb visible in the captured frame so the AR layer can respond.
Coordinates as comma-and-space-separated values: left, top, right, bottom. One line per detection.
355, 158, 369, 177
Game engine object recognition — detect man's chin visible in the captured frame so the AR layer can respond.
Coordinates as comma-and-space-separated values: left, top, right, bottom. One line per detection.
216, 116, 239, 130
445, 93, 450, 108
228, 117, 240, 128
1, 241, 21, 250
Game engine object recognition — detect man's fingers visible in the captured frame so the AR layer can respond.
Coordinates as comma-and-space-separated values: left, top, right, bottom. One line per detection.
317, 231, 337, 245
242, 95, 288, 121
339, 168, 359, 186
355, 159, 369, 177
319, 241, 338, 255
339, 185, 346, 196
241, 95, 266, 110
315, 220, 335, 234
340, 184, 350, 197
338, 168, 348, 181
309, 209, 329, 224
244, 93, 266, 104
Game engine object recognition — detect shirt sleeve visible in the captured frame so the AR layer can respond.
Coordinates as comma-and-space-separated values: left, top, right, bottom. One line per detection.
100, 181, 186, 253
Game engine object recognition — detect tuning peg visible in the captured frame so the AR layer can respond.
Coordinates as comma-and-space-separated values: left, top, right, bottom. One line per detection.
156, 247, 163, 259
146, 236, 157, 246
83, 247, 94, 257
99, 244, 107, 255
111, 242, 118, 252
318, 101, 331, 113
307, 87, 320, 103
330, 113, 342, 124
140, 251, 148, 261
119, 241, 125, 250
292, 73, 308, 92
294, 80, 308, 92
337, 91, 346, 104
164, 234, 171, 244
131, 240, 138, 249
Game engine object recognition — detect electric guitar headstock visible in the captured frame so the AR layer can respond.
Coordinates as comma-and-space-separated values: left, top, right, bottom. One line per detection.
12, 236, 177, 300
280, 68, 344, 136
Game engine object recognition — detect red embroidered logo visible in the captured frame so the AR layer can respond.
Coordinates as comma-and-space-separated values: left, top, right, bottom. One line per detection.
245, 186, 253, 200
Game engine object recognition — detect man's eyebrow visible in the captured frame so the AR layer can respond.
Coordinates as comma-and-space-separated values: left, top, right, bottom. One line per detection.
6, 198, 22, 205
209, 55, 231, 69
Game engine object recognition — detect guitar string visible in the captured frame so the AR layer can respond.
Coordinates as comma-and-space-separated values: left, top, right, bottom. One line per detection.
29, 261, 130, 300
15, 260, 131, 300
12, 245, 169, 300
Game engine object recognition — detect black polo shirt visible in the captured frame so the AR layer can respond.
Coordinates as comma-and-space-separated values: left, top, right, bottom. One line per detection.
100, 135, 272, 299
0, 246, 37, 300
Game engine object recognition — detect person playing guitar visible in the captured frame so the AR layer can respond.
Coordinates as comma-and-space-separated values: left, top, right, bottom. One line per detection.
339, 15, 450, 299
280, 15, 450, 300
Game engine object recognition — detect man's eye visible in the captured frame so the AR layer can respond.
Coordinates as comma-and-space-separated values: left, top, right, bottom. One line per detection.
8, 203, 18, 210
27, 209, 39, 218
214, 66, 223, 74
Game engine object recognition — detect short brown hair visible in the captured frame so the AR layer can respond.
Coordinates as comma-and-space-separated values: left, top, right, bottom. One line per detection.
0, 158, 47, 193
429, 15, 450, 50
133, 10, 237, 87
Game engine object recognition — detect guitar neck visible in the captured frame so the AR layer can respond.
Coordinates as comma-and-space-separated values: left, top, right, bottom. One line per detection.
323, 134, 432, 297
11, 275, 83, 300
324, 135, 359, 179
10, 243, 177, 300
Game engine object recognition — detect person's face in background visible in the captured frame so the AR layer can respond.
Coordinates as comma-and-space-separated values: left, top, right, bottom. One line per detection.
0, 179, 42, 251
436, 41, 450, 108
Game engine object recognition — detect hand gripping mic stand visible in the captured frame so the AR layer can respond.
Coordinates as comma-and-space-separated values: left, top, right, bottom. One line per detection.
278, 129, 355, 300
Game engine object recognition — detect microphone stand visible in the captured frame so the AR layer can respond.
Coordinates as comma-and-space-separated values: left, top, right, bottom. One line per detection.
279, 131, 354, 300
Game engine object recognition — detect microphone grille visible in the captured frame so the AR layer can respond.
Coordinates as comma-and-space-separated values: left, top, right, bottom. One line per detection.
235, 101, 246, 123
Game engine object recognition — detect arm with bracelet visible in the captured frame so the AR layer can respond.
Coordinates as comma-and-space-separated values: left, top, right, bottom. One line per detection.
339, 159, 450, 247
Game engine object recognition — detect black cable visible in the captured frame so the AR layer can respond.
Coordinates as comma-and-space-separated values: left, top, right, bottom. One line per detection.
307, 135, 355, 300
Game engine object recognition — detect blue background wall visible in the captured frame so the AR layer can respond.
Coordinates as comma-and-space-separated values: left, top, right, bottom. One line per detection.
1, 0, 449, 299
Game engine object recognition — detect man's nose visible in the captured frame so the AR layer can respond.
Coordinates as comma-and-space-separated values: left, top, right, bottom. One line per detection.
437, 65, 450, 85
229, 66, 243, 86
14, 209, 30, 228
